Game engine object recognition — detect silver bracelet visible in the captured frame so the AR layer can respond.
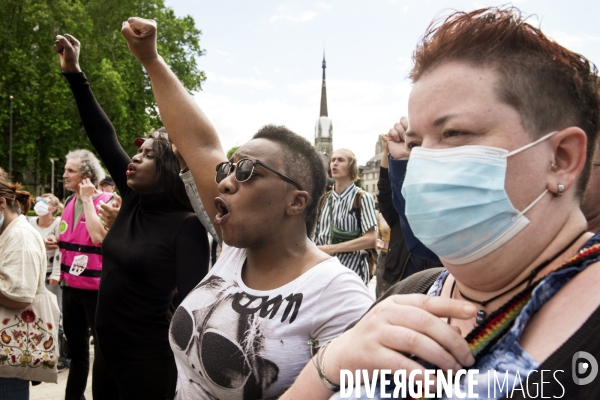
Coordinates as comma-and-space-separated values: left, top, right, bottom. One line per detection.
314, 340, 340, 391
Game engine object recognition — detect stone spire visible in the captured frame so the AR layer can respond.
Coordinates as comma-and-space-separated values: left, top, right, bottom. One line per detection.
320, 52, 328, 117
315, 51, 333, 164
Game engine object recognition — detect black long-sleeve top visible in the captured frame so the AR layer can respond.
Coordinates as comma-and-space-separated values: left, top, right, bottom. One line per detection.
63, 72, 209, 360
377, 167, 441, 284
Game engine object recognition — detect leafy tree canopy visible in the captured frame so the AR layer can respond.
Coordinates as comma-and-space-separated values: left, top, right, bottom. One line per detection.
0, 0, 205, 198
226, 146, 240, 160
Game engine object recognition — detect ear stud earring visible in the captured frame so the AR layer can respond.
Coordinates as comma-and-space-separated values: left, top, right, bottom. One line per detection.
550, 162, 558, 172
556, 184, 564, 197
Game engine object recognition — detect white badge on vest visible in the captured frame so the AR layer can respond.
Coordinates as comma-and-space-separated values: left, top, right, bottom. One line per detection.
69, 255, 89, 276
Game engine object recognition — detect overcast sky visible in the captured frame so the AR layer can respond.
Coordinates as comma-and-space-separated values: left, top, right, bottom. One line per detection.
162, 0, 600, 164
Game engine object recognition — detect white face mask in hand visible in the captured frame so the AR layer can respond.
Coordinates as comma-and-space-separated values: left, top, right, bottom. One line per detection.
401, 131, 558, 265
34, 201, 50, 217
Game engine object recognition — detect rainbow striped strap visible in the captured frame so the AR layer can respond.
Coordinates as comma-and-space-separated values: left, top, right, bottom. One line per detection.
411, 242, 600, 400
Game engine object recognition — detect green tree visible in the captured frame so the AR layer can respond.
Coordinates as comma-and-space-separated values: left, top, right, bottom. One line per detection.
0, 0, 205, 197
226, 146, 240, 159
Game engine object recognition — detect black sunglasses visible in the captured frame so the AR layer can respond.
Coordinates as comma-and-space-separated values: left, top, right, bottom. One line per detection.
215, 158, 302, 190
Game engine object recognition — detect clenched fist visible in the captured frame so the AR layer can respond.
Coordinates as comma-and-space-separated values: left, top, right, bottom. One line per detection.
385, 116, 411, 160
121, 17, 159, 64
54, 34, 81, 73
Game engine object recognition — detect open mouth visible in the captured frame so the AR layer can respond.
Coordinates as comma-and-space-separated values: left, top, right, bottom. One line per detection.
213, 197, 230, 226
125, 163, 137, 177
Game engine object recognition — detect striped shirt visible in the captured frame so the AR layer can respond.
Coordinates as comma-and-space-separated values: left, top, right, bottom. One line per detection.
313, 184, 378, 283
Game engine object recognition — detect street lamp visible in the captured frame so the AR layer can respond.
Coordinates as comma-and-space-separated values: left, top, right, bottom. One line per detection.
9, 95, 13, 181
49, 158, 58, 195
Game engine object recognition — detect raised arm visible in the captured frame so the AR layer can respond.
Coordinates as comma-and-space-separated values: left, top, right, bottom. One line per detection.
54, 34, 132, 195
377, 139, 400, 229
78, 179, 108, 244
121, 17, 226, 242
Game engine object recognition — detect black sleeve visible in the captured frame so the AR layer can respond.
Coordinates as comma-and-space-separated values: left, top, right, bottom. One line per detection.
377, 167, 399, 229
62, 72, 131, 195
174, 215, 210, 300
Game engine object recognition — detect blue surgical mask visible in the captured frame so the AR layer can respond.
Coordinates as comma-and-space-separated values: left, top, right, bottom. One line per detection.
401, 131, 558, 265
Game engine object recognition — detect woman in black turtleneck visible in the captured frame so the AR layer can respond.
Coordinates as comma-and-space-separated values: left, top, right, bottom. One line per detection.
55, 34, 209, 400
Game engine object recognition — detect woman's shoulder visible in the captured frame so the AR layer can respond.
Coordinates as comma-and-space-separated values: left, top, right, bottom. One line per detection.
2, 217, 44, 249
520, 260, 600, 363
27, 216, 39, 228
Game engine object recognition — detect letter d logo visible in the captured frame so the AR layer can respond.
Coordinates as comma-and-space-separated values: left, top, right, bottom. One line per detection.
572, 351, 598, 385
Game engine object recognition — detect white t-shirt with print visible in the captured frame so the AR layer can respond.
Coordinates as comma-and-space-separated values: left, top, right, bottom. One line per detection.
169, 243, 374, 400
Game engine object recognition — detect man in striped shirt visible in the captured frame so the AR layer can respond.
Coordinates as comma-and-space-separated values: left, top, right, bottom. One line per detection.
314, 149, 378, 283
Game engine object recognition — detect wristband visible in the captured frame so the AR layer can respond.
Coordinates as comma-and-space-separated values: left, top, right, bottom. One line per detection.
314, 340, 340, 391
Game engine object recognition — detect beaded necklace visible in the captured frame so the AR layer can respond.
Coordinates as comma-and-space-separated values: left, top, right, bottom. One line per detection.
411, 240, 600, 400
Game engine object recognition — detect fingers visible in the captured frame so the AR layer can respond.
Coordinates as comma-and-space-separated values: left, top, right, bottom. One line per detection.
63, 33, 80, 49
120, 20, 138, 42
387, 116, 409, 144
386, 127, 401, 143
400, 115, 408, 131
127, 17, 157, 37
122, 17, 157, 41
377, 324, 463, 371
98, 203, 112, 212
388, 294, 477, 320
364, 295, 477, 367
54, 35, 72, 53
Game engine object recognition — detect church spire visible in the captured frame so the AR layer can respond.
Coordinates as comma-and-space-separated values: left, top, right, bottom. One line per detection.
320, 51, 328, 117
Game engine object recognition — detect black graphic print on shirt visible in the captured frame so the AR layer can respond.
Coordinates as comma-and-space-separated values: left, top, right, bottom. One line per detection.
170, 275, 304, 399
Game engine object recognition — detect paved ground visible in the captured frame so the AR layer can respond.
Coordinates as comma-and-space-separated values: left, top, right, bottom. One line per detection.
31, 278, 378, 399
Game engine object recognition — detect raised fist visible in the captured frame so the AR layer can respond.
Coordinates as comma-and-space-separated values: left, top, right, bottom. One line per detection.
121, 17, 159, 64
385, 116, 411, 160
54, 34, 81, 73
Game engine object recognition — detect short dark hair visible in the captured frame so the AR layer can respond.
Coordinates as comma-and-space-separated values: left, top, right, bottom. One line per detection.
411, 6, 600, 197
146, 128, 193, 211
253, 125, 327, 235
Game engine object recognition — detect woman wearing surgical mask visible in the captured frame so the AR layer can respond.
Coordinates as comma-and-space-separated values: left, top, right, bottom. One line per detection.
284, 7, 600, 399
28, 195, 63, 291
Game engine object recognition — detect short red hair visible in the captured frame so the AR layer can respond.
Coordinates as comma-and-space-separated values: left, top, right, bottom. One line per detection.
410, 6, 600, 196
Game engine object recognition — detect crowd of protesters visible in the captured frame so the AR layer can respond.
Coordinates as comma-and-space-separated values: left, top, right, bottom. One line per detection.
1, 4, 600, 400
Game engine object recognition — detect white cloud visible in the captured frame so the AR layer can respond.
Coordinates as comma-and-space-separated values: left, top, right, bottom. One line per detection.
216, 50, 229, 56
253, 67, 261, 75
270, 10, 318, 23
206, 72, 274, 90
196, 77, 412, 164
549, 30, 600, 51
316, 2, 332, 10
